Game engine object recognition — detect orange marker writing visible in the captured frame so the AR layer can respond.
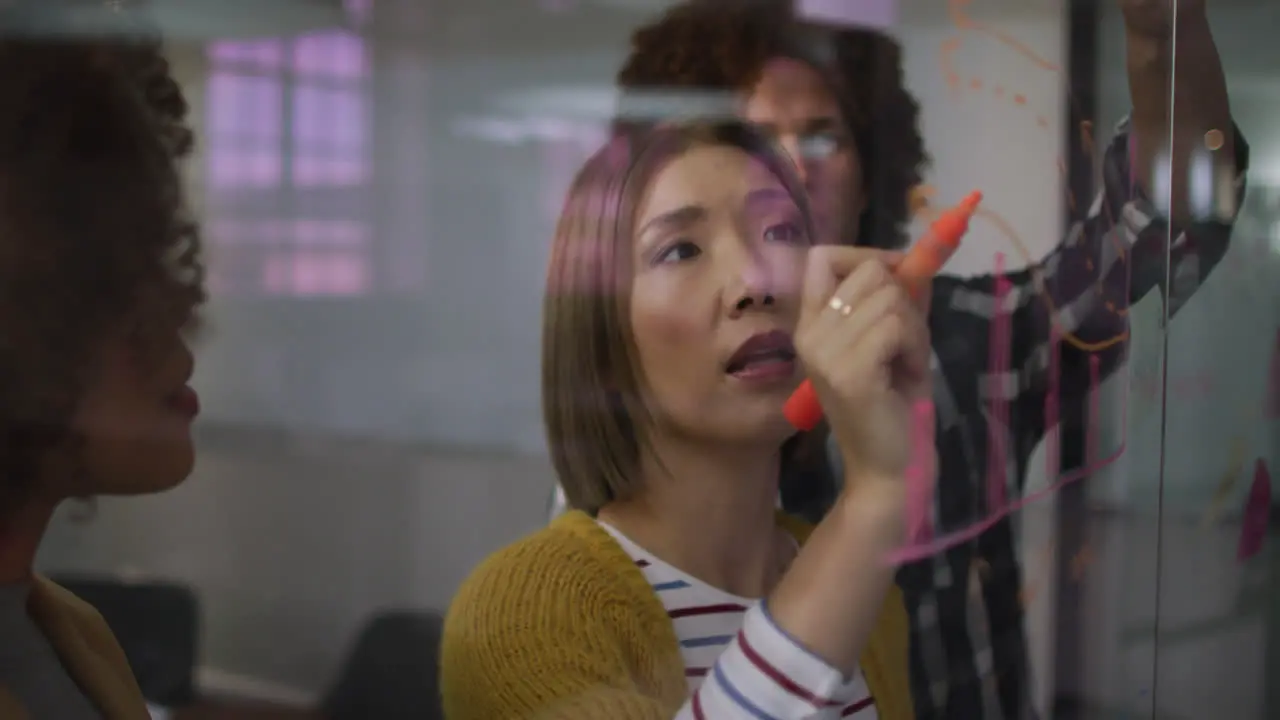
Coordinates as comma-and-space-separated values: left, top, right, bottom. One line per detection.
783, 190, 983, 431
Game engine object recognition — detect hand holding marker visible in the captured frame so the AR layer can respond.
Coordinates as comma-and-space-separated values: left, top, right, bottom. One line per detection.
783, 191, 984, 432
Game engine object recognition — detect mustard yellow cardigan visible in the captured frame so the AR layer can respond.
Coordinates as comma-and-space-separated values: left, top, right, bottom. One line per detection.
441, 510, 913, 719
0, 576, 151, 720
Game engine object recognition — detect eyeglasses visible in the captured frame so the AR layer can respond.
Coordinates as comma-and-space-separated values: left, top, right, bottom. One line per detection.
784, 129, 853, 165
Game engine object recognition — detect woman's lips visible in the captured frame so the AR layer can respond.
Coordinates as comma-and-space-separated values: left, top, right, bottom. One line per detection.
728, 358, 798, 384
166, 385, 200, 418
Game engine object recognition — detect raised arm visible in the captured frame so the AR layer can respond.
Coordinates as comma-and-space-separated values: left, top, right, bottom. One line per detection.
927, 115, 1247, 518
947, 113, 1246, 402
1122, 0, 1233, 224
959, 3, 1246, 515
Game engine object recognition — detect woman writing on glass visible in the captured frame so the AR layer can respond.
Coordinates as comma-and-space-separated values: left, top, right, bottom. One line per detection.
442, 122, 931, 719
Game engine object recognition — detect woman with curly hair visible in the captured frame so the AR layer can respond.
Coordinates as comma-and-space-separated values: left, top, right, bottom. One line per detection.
547, 1, 1246, 718
616, 0, 926, 256
0, 3, 205, 718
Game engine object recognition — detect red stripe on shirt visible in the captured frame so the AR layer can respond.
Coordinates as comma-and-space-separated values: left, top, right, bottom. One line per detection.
691, 687, 706, 720
668, 603, 748, 619
843, 696, 875, 715
737, 629, 841, 708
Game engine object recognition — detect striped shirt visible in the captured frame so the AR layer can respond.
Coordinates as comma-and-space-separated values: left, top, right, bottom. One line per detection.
599, 521, 878, 719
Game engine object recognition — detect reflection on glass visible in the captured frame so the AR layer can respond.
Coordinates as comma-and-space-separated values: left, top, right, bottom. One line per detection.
13, 0, 1275, 718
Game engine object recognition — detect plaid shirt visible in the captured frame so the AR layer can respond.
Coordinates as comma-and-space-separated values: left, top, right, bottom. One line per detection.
834, 116, 1249, 720
547, 117, 1249, 719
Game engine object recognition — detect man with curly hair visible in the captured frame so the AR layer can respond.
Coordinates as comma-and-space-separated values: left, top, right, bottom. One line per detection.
0, 1, 206, 717
550, 0, 1248, 718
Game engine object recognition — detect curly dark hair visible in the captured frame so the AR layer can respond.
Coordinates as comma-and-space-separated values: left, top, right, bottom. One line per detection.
615, 0, 929, 251
0, 2, 204, 515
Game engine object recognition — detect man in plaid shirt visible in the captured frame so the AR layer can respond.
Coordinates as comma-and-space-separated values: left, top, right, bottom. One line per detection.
549, 0, 1246, 717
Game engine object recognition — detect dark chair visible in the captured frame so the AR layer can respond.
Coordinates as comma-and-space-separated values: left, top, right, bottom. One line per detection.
50, 574, 199, 708
321, 610, 444, 720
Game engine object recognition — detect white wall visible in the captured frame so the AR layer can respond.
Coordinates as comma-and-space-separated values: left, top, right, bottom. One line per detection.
33, 0, 1280, 715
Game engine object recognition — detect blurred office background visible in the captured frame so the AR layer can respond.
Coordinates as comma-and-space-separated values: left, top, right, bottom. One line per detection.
32, 0, 1279, 717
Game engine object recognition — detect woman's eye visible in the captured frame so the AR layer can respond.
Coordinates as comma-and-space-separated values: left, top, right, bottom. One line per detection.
763, 221, 807, 245
655, 240, 701, 264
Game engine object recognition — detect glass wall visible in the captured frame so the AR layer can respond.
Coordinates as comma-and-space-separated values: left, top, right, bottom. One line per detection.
1150, 0, 1277, 717
1059, 0, 1277, 717
8, 0, 1273, 718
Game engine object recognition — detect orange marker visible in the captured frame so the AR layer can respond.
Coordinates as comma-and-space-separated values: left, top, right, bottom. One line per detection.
783, 191, 983, 431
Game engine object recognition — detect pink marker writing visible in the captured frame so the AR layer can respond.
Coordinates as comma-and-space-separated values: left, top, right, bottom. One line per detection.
1044, 325, 1061, 484
1238, 458, 1272, 563
904, 400, 937, 544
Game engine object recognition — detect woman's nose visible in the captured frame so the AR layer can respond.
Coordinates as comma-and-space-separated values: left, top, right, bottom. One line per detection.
732, 290, 777, 313
725, 249, 777, 315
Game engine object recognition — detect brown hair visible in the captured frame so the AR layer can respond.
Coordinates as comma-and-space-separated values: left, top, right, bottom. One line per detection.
0, 6, 204, 515
543, 121, 827, 513
615, 0, 928, 251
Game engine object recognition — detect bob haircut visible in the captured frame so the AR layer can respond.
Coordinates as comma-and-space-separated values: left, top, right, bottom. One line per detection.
543, 120, 830, 514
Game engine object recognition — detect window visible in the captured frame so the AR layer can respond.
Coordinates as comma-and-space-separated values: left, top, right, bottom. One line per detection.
205, 1, 373, 297
207, 69, 284, 190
